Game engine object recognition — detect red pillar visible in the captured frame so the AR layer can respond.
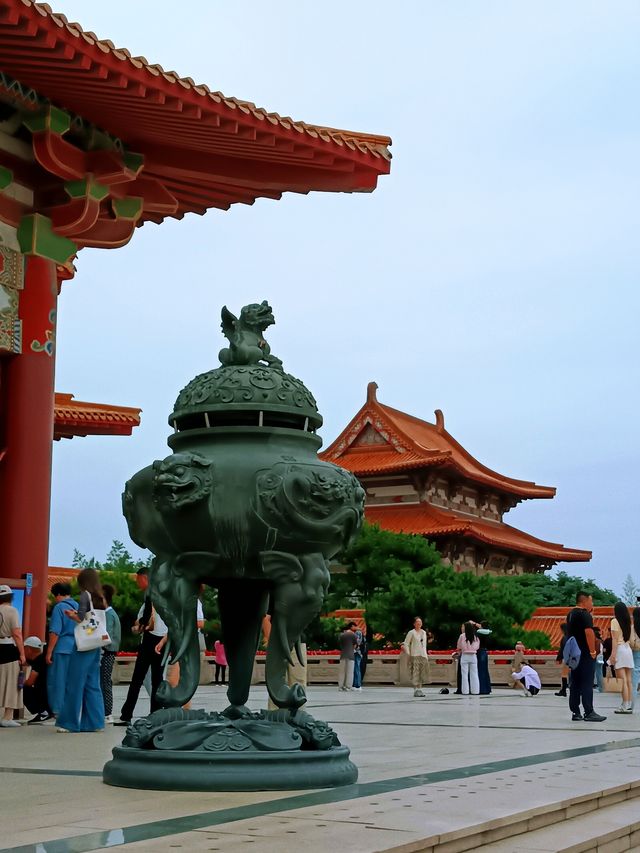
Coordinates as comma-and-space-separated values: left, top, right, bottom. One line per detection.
0, 255, 57, 638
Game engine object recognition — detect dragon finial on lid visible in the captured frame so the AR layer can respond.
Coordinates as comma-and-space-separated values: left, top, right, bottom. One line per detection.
218, 301, 283, 370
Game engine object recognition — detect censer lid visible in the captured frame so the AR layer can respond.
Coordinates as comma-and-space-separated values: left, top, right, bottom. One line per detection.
169, 302, 322, 433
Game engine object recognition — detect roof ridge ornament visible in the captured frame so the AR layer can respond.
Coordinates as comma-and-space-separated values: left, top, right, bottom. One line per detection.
434, 409, 445, 431
366, 381, 378, 404
218, 301, 283, 370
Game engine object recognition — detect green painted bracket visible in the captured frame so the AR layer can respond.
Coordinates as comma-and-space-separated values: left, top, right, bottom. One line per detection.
123, 151, 144, 175
65, 178, 110, 201
17, 214, 77, 264
0, 166, 13, 190
23, 105, 71, 135
113, 196, 143, 221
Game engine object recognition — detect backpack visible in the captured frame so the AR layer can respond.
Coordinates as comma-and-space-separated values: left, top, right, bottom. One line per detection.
563, 635, 582, 670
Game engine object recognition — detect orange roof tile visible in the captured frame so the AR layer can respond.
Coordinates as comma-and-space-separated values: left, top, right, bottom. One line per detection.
335, 447, 451, 476
364, 503, 592, 563
321, 383, 555, 499
54, 393, 141, 439
523, 607, 615, 648
0, 2, 391, 224
47, 566, 78, 589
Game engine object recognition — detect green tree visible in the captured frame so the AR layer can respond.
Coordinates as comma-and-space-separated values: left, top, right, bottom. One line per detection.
497, 571, 618, 608
364, 563, 551, 650
327, 522, 442, 610
73, 540, 152, 573
621, 574, 639, 606
72, 548, 101, 569
304, 616, 343, 651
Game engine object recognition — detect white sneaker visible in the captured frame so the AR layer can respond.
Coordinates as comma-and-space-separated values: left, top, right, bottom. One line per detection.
0, 719, 20, 727
104, 715, 114, 724
523, 689, 531, 697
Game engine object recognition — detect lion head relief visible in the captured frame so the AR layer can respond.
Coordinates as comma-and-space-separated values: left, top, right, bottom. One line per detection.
152, 452, 214, 513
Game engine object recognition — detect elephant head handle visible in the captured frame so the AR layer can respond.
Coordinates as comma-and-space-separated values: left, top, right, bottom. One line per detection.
150, 557, 202, 709
262, 551, 330, 710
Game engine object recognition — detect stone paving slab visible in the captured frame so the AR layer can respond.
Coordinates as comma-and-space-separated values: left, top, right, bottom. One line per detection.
1, 685, 639, 852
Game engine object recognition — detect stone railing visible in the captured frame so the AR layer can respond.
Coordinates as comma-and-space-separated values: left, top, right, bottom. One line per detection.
113, 649, 563, 687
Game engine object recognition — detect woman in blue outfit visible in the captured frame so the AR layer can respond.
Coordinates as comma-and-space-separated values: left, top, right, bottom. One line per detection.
56, 569, 106, 733
46, 583, 79, 716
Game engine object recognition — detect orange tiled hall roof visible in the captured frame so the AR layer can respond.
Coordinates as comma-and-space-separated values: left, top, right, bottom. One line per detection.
54, 393, 140, 439
364, 503, 592, 564
320, 383, 555, 500
0, 1, 391, 228
523, 607, 615, 649
47, 566, 78, 587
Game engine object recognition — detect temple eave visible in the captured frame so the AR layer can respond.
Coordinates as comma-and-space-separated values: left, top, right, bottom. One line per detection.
0, 1, 391, 249
53, 393, 141, 440
364, 504, 591, 564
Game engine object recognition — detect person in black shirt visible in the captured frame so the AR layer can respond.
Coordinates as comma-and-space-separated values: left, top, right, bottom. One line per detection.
23, 636, 52, 723
566, 592, 606, 722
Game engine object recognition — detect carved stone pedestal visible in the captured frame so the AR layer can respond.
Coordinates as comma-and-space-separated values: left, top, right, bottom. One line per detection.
102, 708, 358, 792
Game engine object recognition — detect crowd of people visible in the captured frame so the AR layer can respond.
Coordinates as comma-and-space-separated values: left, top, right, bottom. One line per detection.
3, 575, 640, 728
334, 593, 640, 719
0, 567, 227, 731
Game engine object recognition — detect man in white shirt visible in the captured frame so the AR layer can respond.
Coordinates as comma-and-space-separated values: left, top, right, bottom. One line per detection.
403, 617, 429, 698
114, 568, 168, 725
511, 663, 542, 696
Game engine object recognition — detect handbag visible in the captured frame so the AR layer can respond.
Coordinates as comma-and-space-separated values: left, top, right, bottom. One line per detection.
74, 594, 111, 652
603, 676, 623, 693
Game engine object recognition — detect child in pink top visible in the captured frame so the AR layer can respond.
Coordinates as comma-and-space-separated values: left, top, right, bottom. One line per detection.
214, 640, 227, 685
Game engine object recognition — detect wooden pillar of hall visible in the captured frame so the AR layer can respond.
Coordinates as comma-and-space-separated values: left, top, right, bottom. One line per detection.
0, 255, 57, 639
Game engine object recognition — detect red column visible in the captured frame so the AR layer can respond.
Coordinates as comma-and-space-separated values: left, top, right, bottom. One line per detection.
0, 255, 57, 638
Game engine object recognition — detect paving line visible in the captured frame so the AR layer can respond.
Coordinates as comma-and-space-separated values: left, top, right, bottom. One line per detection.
4, 736, 640, 853
0, 766, 103, 777
324, 720, 640, 732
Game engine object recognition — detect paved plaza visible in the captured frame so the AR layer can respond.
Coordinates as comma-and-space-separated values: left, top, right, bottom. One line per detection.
2, 685, 640, 852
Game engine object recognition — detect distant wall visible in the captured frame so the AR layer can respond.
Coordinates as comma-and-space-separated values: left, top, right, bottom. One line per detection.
112, 650, 564, 687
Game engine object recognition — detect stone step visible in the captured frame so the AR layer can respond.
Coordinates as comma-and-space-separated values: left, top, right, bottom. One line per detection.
429, 782, 640, 853
476, 797, 640, 853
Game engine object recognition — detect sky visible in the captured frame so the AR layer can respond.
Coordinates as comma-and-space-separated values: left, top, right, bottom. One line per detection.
48, 1, 640, 596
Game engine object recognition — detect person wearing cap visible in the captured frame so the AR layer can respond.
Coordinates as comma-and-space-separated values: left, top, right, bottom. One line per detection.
23, 637, 53, 723
46, 582, 79, 716
0, 584, 25, 727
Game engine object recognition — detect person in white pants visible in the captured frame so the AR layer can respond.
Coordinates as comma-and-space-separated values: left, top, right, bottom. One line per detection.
457, 622, 480, 695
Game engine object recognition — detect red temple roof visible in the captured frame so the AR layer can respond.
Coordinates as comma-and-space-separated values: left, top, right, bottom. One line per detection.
364, 503, 591, 563
53, 392, 140, 439
0, 1, 391, 232
523, 607, 615, 648
321, 383, 555, 500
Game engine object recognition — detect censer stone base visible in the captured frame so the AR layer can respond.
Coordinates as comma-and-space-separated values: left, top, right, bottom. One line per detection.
103, 743, 357, 791
101, 707, 357, 791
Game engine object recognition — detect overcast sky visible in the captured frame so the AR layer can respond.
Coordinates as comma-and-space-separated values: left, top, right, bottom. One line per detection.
49, 1, 639, 597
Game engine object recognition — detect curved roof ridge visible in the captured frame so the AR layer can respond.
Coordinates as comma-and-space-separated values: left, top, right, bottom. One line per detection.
376, 399, 556, 499
27, 0, 391, 160
364, 503, 592, 562
321, 397, 433, 460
